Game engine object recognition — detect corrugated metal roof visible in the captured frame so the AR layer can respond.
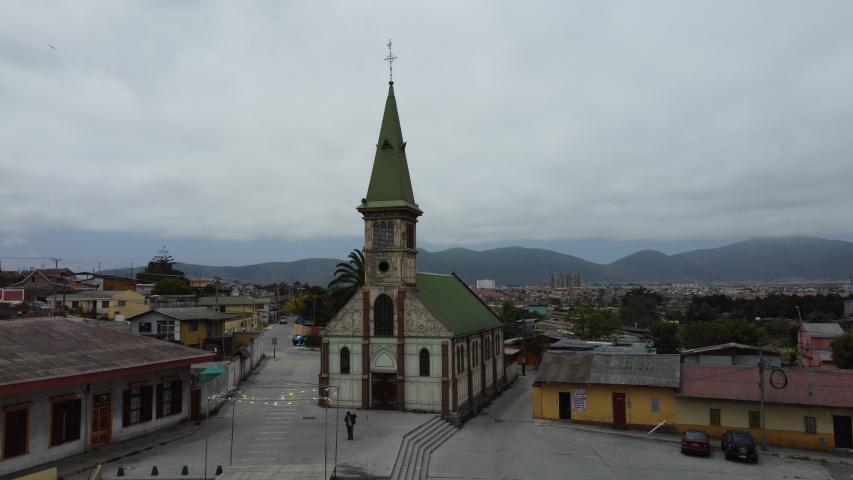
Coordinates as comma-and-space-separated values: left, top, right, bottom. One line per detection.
679, 364, 853, 408
681, 342, 780, 356
142, 307, 245, 321
0, 318, 213, 389
800, 323, 844, 338
415, 273, 502, 336
535, 351, 681, 388
46, 290, 130, 300
197, 296, 257, 306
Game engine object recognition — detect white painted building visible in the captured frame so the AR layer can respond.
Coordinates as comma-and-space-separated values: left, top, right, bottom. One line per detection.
0, 318, 213, 477
320, 81, 506, 423
476, 279, 496, 289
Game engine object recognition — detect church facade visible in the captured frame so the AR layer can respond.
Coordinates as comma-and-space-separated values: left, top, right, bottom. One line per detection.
319, 81, 505, 420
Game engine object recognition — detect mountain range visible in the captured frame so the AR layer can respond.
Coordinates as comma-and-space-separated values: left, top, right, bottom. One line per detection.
136, 236, 853, 286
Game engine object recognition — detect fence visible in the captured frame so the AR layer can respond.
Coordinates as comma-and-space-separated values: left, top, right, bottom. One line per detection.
196, 331, 265, 413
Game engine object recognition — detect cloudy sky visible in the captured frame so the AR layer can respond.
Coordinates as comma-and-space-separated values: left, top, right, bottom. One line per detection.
1, 1, 852, 270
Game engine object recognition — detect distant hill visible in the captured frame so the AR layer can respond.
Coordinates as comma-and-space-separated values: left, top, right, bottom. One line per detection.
108, 236, 853, 286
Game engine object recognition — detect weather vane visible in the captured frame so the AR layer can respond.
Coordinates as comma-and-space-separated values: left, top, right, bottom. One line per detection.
384, 39, 397, 82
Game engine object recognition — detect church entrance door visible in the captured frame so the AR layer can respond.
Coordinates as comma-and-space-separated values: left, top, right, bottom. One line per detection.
371, 372, 398, 409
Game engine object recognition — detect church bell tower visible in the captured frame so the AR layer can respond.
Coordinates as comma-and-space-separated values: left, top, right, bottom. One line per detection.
358, 79, 422, 287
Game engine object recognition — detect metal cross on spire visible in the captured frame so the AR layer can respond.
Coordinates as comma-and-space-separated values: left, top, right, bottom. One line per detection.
384, 39, 397, 83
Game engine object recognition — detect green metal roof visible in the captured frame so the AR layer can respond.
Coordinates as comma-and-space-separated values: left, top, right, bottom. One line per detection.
415, 273, 502, 336
364, 82, 417, 209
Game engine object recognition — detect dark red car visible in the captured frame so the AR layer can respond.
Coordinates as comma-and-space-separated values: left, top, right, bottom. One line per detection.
681, 430, 711, 456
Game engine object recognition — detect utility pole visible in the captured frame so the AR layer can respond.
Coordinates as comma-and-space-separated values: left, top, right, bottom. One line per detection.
50, 257, 62, 270
758, 349, 767, 450
521, 318, 528, 376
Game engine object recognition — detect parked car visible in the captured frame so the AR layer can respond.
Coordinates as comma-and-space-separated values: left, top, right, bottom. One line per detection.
721, 430, 758, 463
680, 430, 710, 456
292, 334, 306, 346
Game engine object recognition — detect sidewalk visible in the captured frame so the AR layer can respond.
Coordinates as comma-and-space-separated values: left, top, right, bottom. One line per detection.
524, 417, 853, 467
1, 421, 202, 480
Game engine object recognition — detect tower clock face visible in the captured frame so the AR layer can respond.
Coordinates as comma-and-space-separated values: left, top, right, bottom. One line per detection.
378, 260, 390, 273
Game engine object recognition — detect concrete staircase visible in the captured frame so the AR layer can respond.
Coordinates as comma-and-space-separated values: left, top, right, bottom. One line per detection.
390, 415, 458, 480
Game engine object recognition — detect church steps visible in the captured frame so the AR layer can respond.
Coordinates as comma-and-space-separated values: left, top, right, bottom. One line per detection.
391, 415, 457, 480
409, 422, 457, 480
390, 415, 442, 480
403, 420, 450, 480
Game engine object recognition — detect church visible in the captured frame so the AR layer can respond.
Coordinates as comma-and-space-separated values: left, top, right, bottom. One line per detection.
319, 79, 506, 421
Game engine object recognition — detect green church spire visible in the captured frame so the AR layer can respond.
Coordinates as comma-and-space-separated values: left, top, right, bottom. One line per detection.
363, 82, 418, 211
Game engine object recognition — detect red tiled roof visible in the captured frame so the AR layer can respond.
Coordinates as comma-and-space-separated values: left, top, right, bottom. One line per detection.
679, 364, 853, 408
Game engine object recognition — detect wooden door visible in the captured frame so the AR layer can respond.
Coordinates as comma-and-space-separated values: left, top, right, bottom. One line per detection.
612, 393, 626, 426
371, 372, 397, 409
91, 392, 111, 448
190, 388, 201, 421
558, 392, 571, 420
834, 416, 853, 449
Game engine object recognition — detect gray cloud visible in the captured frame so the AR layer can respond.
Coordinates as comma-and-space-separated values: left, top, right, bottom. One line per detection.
1, 1, 852, 250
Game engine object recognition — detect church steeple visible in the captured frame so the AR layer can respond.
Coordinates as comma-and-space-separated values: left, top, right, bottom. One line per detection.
359, 81, 421, 287
363, 82, 418, 211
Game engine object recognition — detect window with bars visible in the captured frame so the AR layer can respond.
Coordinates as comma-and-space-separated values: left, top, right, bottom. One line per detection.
374, 295, 394, 336
340, 347, 351, 374
102, 301, 110, 308
123, 385, 153, 427
650, 396, 661, 412
419, 348, 430, 376
805, 416, 817, 434
50, 397, 81, 446
710, 408, 721, 426
749, 411, 760, 428
155, 381, 182, 419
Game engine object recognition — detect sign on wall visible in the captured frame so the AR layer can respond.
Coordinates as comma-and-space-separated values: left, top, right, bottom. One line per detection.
572, 389, 586, 411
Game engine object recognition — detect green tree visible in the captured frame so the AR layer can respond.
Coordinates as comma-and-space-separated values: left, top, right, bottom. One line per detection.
152, 276, 192, 295
831, 332, 853, 369
681, 319, 767, 349
328, 249, 365, 311
137, 246, 185, 283
570, 305, 621, 341
618, 287, 661, 328
649, 320, 681, 353
723, 319, 767, 346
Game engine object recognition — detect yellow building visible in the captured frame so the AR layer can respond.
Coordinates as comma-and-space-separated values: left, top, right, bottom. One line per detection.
130, 307, 254, 354
47, 290, 149, 320
533, 352, 681, 431
679, 365, 853, 451
197, 296, 261, 331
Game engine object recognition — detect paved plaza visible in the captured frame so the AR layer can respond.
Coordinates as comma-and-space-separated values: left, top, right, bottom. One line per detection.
48, 323, 853, 480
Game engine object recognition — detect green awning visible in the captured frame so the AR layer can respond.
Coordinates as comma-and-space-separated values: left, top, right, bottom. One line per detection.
199, 366, 225, 383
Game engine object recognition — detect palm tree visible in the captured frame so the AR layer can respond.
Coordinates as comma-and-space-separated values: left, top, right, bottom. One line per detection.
328, 249, 365, 306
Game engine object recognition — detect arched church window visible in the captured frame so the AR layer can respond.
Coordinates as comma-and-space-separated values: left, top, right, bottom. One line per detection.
374, 294, 394, 336
419, 348, 430, 377
457, 345, 464, 373
495, 334, 501, 358
372, 222, 381, 248
340, 347, 350, 374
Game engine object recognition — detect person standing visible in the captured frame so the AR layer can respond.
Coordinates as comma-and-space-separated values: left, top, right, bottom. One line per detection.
344, 411, 357, 440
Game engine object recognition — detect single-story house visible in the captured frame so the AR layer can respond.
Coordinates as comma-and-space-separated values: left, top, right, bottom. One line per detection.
0, 318, 214, 476
678, 364, 853, 451
533, 351, 680, 431
798, 323, 844, 369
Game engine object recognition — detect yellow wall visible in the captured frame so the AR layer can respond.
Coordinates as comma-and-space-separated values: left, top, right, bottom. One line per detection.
220, 305, 259, 330
109, 290, 149, 320
678, 398, 853, 451
180, 320, 210, 348
533, 383, 678, 427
